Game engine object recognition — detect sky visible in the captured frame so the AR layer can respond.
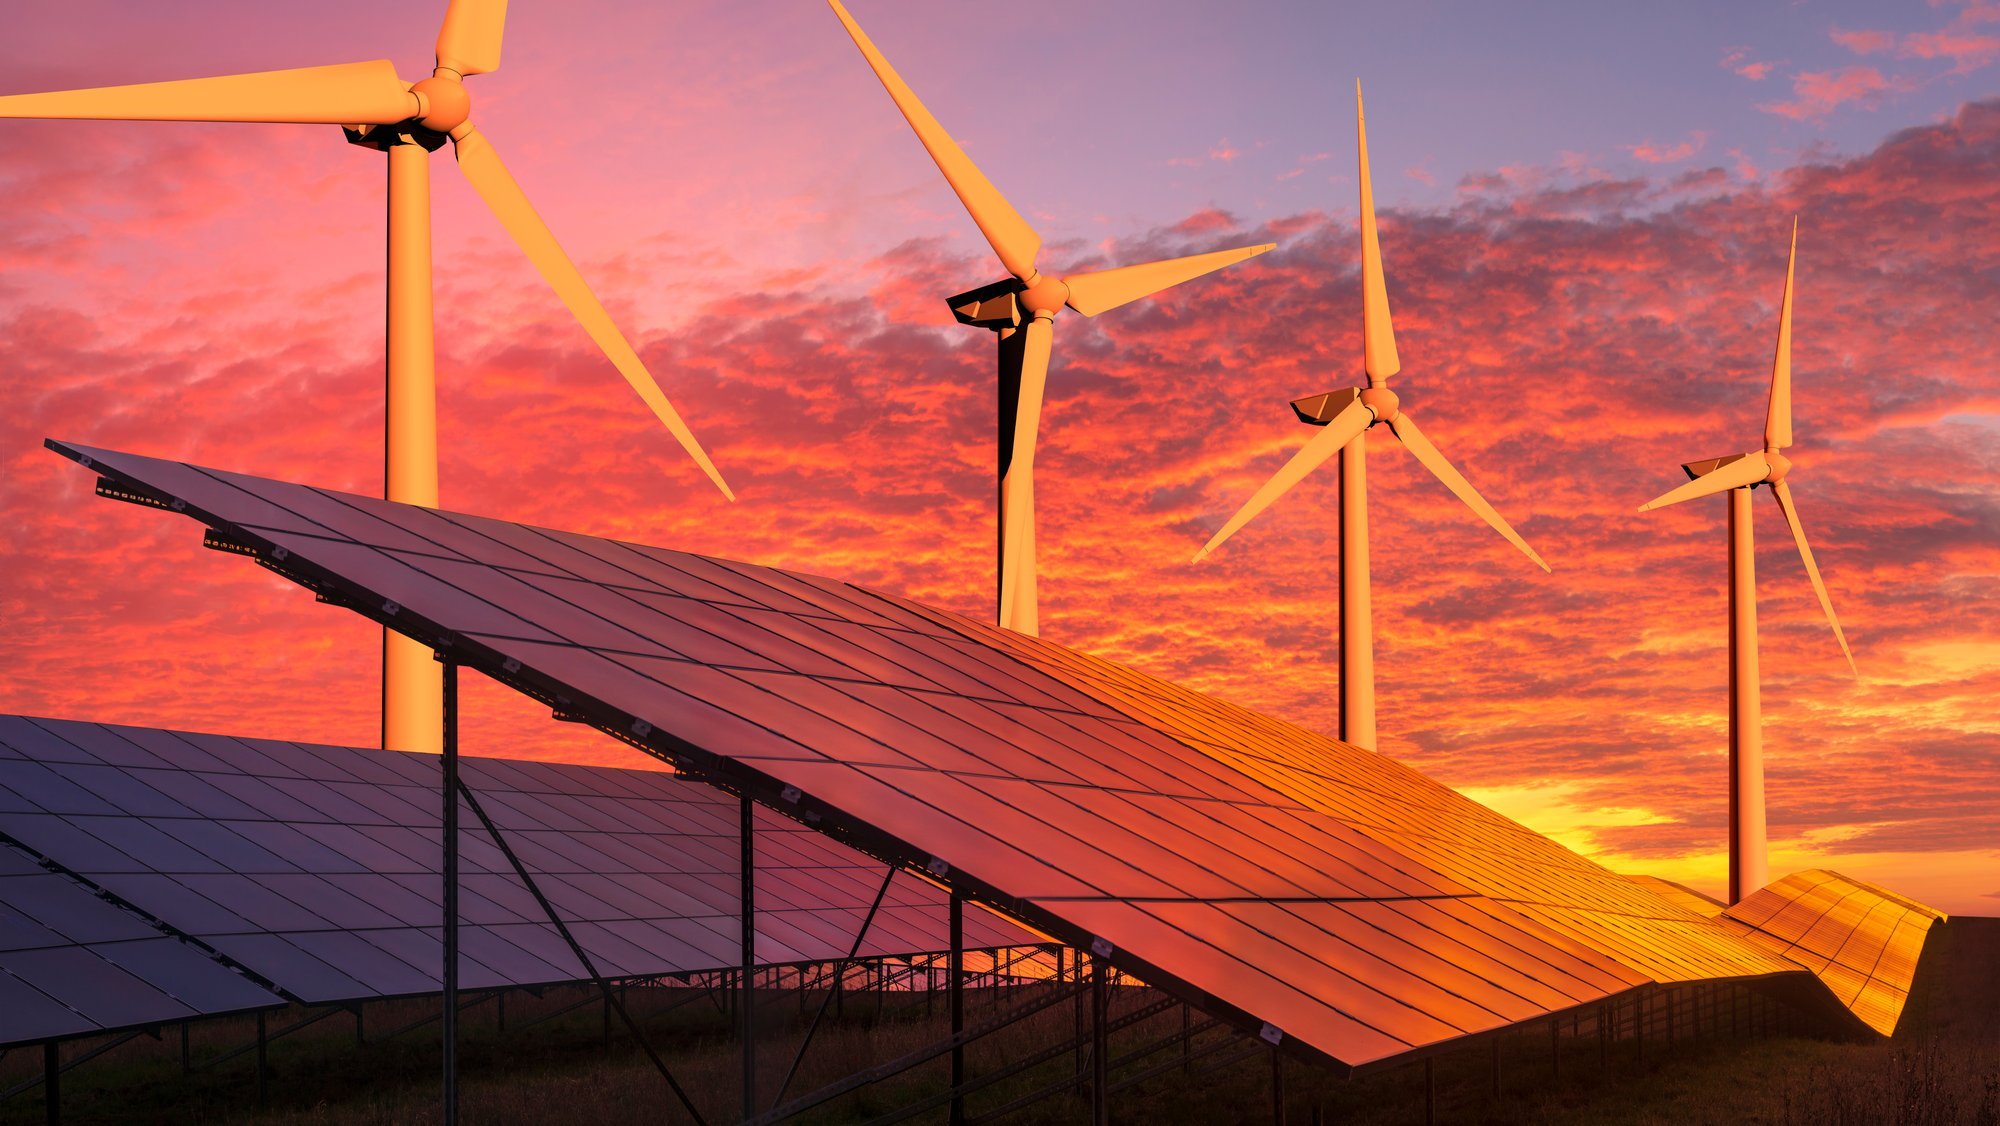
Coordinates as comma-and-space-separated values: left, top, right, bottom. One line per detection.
1, 0, 1995, 916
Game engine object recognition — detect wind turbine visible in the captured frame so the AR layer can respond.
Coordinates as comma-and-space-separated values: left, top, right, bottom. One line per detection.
0, 0, 733, 755
828, 0, 1273, 636
1638, 218, 1855, 904
1191, 85, 1548, 752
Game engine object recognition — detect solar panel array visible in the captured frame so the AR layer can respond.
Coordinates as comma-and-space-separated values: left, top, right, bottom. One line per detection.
0, 837, 282, 1045
1720, 869, 1945, 1035
45, 441, 1945, 1070
0, 712, 1035, 1048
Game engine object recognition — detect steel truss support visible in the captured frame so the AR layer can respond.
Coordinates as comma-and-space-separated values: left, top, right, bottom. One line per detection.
771, 865, 899, 1110
445, 689, 708, 1125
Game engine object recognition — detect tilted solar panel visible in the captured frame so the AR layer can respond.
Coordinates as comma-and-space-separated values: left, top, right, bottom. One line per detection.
44, 441, 1942, 1071
0, 713, 1035, 1017
1719, 869, 1945, 1035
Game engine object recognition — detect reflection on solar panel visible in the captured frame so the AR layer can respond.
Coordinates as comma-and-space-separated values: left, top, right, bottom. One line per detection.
1720, 869, 1945, 1036
0, 713, 1034, 1040
45, 441, 1946, 1069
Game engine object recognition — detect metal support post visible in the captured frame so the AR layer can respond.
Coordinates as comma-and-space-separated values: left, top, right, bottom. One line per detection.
1550, 1015, 1560, 1078
740, 794, 757, 1122
1271, 1043, 1286, 1126
181, 1021, 191, 1076
1091, 955, 1108, 1126
256, 1010, 269, 1105
1423, 1057, 1435, 1126
441, 660, 459, 1126
1073, 950, 1086, 1093
42, 1042, 58, 1126
1491, 1034, 1501, 1096
950, 891, 965, 1126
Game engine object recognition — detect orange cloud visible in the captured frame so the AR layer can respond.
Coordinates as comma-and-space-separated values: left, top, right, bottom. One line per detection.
4, 93, 1998, 916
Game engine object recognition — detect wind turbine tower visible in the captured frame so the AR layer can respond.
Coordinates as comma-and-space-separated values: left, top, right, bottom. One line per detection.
1639, 219, 1855, 904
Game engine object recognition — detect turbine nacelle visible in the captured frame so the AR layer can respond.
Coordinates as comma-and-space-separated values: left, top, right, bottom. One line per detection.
1289, 386, 1400, 428
1678, 450, 1792, 487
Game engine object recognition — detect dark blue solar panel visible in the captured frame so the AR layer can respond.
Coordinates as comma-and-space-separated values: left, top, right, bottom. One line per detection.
0, 713, 1041, 1028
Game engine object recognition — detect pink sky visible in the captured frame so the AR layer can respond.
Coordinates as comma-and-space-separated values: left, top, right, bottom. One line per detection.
2, 0, 1996, 915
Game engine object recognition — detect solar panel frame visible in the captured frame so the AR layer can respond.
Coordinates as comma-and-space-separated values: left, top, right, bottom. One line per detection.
43, 440, 1947, 1074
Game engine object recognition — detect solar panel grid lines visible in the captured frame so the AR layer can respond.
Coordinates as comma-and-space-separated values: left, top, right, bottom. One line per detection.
42, 441, 1947, 1067
1716, 870, 1942, 1035
0, 711, 1043, 1037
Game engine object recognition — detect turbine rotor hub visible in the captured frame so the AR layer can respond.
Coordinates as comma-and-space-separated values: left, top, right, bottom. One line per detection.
1358, 385, 1400, 423
1017, 274, 1070, 318
1764, 449, 1791, 483
411, 75, 471, 133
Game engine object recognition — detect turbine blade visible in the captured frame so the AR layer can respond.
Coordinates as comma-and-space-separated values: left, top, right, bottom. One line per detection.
1771, 480, 1856, 674
1386, 410, 1549, 572
0, 60, 415, 125
453, 127, 734, 500
827, 0, 1041, 281
999, 318, 1054, 632
1192, 398, 1374, 561
1062, 243, 1275, 317
1356, 82, 1400, 382
1765, 216, 1798, 450
1638, 451, 1770, 512
437, 0, 508, 77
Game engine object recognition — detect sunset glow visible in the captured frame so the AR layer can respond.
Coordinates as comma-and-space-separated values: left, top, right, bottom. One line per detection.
2, 0, 1994, 916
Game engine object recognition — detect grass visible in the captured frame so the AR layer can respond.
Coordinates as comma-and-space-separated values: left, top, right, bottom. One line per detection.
3, 918, 1993, 1125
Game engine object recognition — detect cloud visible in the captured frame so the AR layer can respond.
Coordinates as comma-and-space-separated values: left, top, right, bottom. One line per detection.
1759, 66, 1899, 119
1831, 28, 1897, 55
1720, 48, 1777, 81
1626, 131, 1709, 164
1900, 29, 2000, 72
4, 92, 1998, 915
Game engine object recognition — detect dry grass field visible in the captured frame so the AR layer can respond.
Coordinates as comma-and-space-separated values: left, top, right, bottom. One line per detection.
3, 918, 1994, 1125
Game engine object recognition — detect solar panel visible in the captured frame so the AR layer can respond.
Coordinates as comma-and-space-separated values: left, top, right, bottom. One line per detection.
44, 440, 1944, 1071
0, 839, 282, 1048
1718, 869, 1944, 1035
0, 712, 1038, 1025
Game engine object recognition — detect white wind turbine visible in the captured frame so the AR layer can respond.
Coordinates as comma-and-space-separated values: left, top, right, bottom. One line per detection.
0, 0, 732, 753
829, 0, 1273, 635
1192, 85, 1549, 751
1639, 218, 1856, 904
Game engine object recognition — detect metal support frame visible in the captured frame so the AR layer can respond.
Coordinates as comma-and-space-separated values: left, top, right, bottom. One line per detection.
950, 891, 965, 1126
441, 661, 459, 1126
1271, 1042, 1286, 1126
455, 776, 708, 1125
1091, 954, 1109, 1126
772, 864, 899, 1109
42, 1042, 56, 1126
740, 794, 757, 1121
